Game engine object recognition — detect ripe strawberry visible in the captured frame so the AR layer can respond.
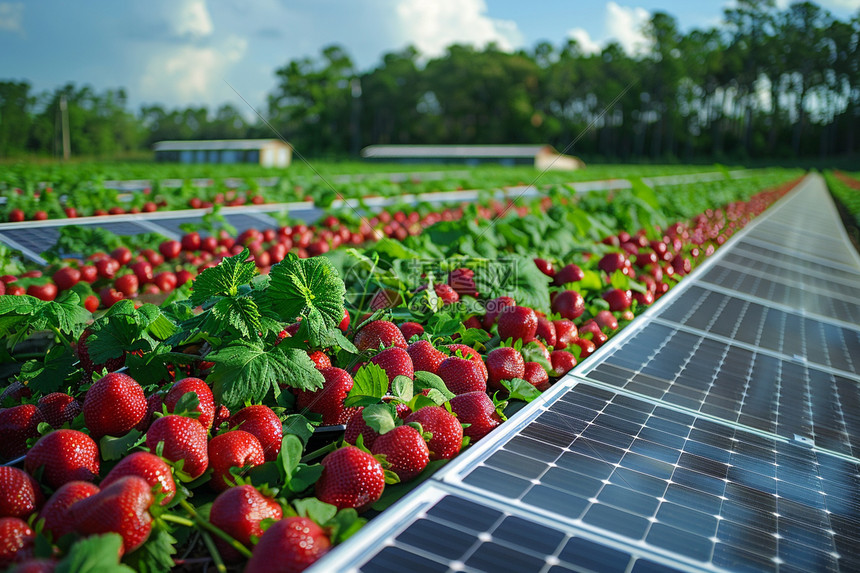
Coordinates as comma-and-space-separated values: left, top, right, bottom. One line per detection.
535, 316, 557, 347
573, 337, 597, 358
164, 377, 215, 430
84, 295, 99, 313
210, 485, 283, 562
603, 288, 632, 311
0, 405, 45, 460
37, 393, 81, 428
245, 517, 330, 573
398, 321, 424, 340
307, 350, 332, 370
553, 319, 578, 350
633, 290, 656, 306
406, 340, 446, 374
135, 393, 164, 433
438, 356, 487, 395
296, 367, 358, 425
523, 362, 550, 391
0, 517, 34, 567
594, 310, 619, 331
69, 476, 153, 555
114, 273, 138, 297
27, 283, 58, 302
343, 408, 380, 449
598, 253, 630, 274
497, 306, 538, 344
550, 350, 577, 377
52, 267, 80, 291
145, 415, 209, 479
371, 425, 429, 482
369, 347, 414, 385
405, 406, 463, 460
553, 263, 585, 285
448, 392, 501, 441
338, 308, 350, 332
482, 296, 515, 330
579, 320, 608, 347
485, 347, 525, 391
39, 481, 100, 540
353, 320, 407, 351
25, 430, 99, 489
0, 467, 43, 519
534, 258, 555, 277
229, 405, 283, 462
315, 446, 385, 512
432, 283, 459, 305
100, 451, 176, 505
208, 431, 265, 491
448, 267, 478, 298
551, 290, 585, 320
76, 329, 125, 379
83, 372, 146, 438
213, 404, 231, 429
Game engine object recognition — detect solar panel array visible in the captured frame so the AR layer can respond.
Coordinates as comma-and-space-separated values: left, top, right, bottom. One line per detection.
307, 173, 860, 573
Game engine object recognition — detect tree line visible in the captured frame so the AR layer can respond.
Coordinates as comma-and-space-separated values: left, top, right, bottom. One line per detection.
1, 0, 858, 161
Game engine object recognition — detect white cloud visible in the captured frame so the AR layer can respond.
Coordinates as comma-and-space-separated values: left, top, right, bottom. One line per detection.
173, 0, 213, 39
394, 0, 524, 57
606, 2, 650, 55
567, 28, 602, 55
0, 2, 23, 33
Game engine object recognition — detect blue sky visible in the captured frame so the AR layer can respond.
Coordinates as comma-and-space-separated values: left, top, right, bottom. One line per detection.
1, 0, 858, 114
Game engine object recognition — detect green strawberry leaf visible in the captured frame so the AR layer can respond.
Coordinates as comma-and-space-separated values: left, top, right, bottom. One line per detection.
362, 403, 398, 435
288, 464, 323, 494
278, 434, 303, 483
390, 375, 413, 402
502, 378, 542, 403
325, 508, 366, 544
207, 296, 262, 338
17, 344, 76, 395
344, 363, 389, 408
293, 497, 338, 526
99, 429, 145, 461
412, 371, 455, 400
282, 414, 315, 446
55, 533, 136, 573
267, 254, 346, 331
520, 341, 553, 372
246, 461, 283, 489
609, 270, 631, 291
124, 523, 177, 573
0, 292, 91, 349
190, 248, 257, 306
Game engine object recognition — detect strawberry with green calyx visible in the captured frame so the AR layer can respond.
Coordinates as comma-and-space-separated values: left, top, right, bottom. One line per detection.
244, 516, 331, 573
228, 405, 283, 461
523, 362, 550, 391
437, 355, 487, 395
0, 467, 43, 519
550, 350, 577, 377
448, 392, 504, 441
405, 406, 463, 460
482, 296, 515, 330
68, 476, 154, 555
145, 415, 209, 480
38, 481, 100, 540
535, 315, 557, 347
398, 321, 424, 341
497, 305, 538, 344
0, 405, 45, 461
307, 350, 332, 369
37, 393, 82, 429
296, 367, 358, 426
371, 423, 431, 481
369, 347, 414, 386
212, 404, 231, 430
445, 344, 488, 376
406, 340, 446, 375
343, 407, 381, 450
485, 346, 526, 392
552, 319, 578, 350
209, 484, 283, 562
579, 319, 608, 347
25, 429, 100, 489
208, 430, 266, 491
100, 451, 176, 506
352, 320, 407, 351
164, 377, 215, 430
0, 517, 34, 567
315, 446, 390, 512
82, 372, 147, 438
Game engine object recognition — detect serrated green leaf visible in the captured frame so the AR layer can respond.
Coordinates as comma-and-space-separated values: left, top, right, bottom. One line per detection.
609, 270, 631, 291
520, 341, 553, 372
190, 248, 257, 306
413, 371, 455, 400
362, 403, 398, 435
344, 363, 389, 407
502, 378, 543, 403
18, 345, 76, 395
293, 497, 338, 525
124, 524, 177, 573
390, 375, 413, 403
99, 429, 144, 461
55, 533, 136, 573
268, 255, 345, 330
210, 296, 262, 338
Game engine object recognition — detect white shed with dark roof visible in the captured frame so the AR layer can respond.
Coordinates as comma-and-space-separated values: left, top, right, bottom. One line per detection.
360, 144, 584, 170
153, 139, 292, 167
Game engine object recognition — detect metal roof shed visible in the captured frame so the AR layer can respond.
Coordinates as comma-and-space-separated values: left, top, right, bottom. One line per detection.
152, 139, 292, 168
360, 144, 585, 170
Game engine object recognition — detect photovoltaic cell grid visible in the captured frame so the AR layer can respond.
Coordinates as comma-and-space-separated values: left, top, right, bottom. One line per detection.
0, 221, 156, 260
733, 240, 860, 284
440, 383, 860, 573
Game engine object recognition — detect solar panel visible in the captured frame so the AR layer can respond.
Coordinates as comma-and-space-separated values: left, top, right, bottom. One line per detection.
716, 252, 860, 297
437, 382, 860, 573
0, 227, 61, 255
734, 240, 860, 280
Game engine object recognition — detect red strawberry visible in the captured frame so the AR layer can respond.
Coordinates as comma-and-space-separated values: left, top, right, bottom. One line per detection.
213, 404, 231, 429
433, 283, 459, 305
25, 430, 99, 489
134, 393, 164, 433
371, 425, 429, 482
100, 451, 176, 505
338, 308, 350, 332
448, 267, 478, 298
534, 258, 555, 277
315, 446, 386, 512
0, 467, 43, 519
145, 415, 209, 479
353, 320, 407, 351
37, 393, 81, 428
579, 320, 608, 347
550, 350, 577, 377
438, 356, 487, 395
69, 476, 153, 555
573, 337, 597, 358
497, 306, 538, 344
0, 517, 34, 567
594, 310, 619, 331
603, 288, 632, 311
482, 296, 515, 330
528, 339, 552, 365
229, 405, 283, 462
535, 316, 557, 347
398, 321, 424, 340
76, 329, 125, 378
523, 362, 550, 391
208, 430, 265, 491
406, 340, 446, 374
369, 347, 414, 385
553, 263, 585, 286
210, 485, 283, 562
83, 372, 146, 438
463, 316, 483, 331
307, 351, 332, 370
343, 407, 380, 449
164, 377, 215, 430
296, 367, 358, 426
0, 405, 44, 460
245, 517, 330, 573
551, 290, 585, 320
485, 347, 525, 391
39, 481, 100, 540
369, 288, 402, 310
405, 406, 463, 461
448, 392, 501, 441
553, 319, 578, 350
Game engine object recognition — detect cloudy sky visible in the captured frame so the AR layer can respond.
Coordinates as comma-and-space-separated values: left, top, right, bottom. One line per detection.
2, 0, 858, 114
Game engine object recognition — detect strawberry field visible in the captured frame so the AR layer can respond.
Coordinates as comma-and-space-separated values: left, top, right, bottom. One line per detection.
0, 164, 824, 571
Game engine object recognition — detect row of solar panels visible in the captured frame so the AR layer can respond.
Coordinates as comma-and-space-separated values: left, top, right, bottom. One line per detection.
307, 173, 860, 573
